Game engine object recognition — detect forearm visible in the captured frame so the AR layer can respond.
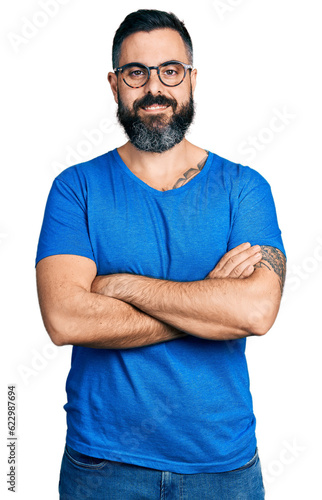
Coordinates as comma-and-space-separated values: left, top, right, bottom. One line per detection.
95, 271, 280, 340
42, 288, 184, 349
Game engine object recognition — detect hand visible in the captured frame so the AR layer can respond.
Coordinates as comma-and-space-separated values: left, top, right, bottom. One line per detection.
91, 273, 124, 297
206, 243, 262, 280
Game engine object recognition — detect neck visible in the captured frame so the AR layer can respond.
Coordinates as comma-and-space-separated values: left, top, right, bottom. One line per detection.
117, 139, 207, 190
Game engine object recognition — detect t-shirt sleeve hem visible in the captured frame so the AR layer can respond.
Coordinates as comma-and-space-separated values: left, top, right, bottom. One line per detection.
228, 239, 286, 260
35, 250, 96, 267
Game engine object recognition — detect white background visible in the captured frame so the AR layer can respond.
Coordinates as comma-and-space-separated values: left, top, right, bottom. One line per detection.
1, 0, 321, 498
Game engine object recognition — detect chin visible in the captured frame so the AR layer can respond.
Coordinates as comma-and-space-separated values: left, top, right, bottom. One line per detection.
141, 114, 170, 129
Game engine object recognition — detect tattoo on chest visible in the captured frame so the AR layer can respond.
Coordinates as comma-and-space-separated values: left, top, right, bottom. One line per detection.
254, 245, 286, 294
170, 151, 209, 190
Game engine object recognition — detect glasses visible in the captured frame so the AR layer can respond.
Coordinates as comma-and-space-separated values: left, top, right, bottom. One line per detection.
114, 60, 193, 88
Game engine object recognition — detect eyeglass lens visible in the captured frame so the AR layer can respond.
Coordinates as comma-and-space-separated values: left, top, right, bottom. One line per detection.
122, 62, 186, 87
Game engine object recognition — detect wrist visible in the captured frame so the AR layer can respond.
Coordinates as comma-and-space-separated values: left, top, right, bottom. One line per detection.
91, 275, 109, 295
112, 273, 149, 302
92, 273, 139, 300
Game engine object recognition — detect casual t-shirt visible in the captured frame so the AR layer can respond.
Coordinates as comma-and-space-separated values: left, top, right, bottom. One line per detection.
36, 148, 285, 473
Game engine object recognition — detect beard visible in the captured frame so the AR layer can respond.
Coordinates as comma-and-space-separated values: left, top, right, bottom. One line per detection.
116, 90, 195, 154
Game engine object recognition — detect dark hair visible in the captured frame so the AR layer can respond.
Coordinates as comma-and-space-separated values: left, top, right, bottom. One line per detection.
112, 9, 193, 69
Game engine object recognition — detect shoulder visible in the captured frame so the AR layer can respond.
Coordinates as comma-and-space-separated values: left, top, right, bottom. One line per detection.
208, 150, 270, 190
55, 149, 116, 187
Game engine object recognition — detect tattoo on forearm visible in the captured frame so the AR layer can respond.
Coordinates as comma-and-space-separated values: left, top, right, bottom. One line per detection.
172, 151, 209, 190
254, 245, 286, 294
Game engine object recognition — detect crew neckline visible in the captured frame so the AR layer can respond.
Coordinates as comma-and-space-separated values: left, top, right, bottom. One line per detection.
112, 148, 213, 196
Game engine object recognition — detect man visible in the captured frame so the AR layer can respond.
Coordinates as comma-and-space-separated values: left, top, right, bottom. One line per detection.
36, 9, 286, 500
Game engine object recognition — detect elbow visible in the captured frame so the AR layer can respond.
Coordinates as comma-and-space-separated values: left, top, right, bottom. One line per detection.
44, 322, 69, 347
41, 312, 74, 347
50, 329, 68, 347
248, 323, 272, 337
246, 298, 280, 336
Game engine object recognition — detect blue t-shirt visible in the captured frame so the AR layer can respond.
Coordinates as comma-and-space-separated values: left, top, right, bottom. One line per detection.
36, 148, 285, 473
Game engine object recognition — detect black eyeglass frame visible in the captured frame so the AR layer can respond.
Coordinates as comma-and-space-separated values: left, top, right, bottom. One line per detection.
113, 60, 193, 88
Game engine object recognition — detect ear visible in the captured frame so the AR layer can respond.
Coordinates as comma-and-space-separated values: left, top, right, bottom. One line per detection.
191, 68, 197, 94
108, 72, 118, 104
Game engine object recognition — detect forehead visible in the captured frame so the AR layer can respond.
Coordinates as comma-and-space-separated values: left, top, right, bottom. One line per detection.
119, 28, 189, 66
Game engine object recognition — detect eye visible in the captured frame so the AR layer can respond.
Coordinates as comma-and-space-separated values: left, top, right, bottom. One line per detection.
160, 63, 184, 81
162, 68, 178, 77
123, 66, 148, 80
130, 70, 145, 77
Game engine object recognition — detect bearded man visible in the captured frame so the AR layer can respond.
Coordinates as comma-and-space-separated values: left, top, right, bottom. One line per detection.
36, 9, 286, 499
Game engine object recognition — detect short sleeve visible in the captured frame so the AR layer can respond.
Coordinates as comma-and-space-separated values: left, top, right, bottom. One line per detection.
35, 176, 95, 266
227, 167, 286, 257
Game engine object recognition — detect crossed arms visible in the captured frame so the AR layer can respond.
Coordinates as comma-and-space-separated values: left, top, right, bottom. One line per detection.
36, 243, 286, 348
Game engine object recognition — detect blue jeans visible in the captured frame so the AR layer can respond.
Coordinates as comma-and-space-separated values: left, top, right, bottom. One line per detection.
59, 444, 265, 499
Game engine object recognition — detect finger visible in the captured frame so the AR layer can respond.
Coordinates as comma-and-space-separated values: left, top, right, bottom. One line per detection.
238, 251, 265, 278
214, 244, 261, 276
211, 243, 250, 274
227, 251, 262, 278
239, 265, 256, 279
219, 242, 251, 262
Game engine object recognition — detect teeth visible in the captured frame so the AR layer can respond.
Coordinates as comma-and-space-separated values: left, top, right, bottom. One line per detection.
144, 105, 167, 110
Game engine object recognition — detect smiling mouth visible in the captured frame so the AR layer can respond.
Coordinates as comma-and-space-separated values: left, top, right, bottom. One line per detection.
142, 104, 170, 112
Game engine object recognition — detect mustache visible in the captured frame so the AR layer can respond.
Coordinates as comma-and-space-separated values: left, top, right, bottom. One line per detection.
133, 94, 178, 113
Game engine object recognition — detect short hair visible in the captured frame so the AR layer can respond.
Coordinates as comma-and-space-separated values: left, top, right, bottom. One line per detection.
112, 9, 193, 69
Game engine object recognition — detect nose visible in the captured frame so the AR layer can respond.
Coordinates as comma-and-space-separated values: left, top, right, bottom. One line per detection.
144, 68, 164, 93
